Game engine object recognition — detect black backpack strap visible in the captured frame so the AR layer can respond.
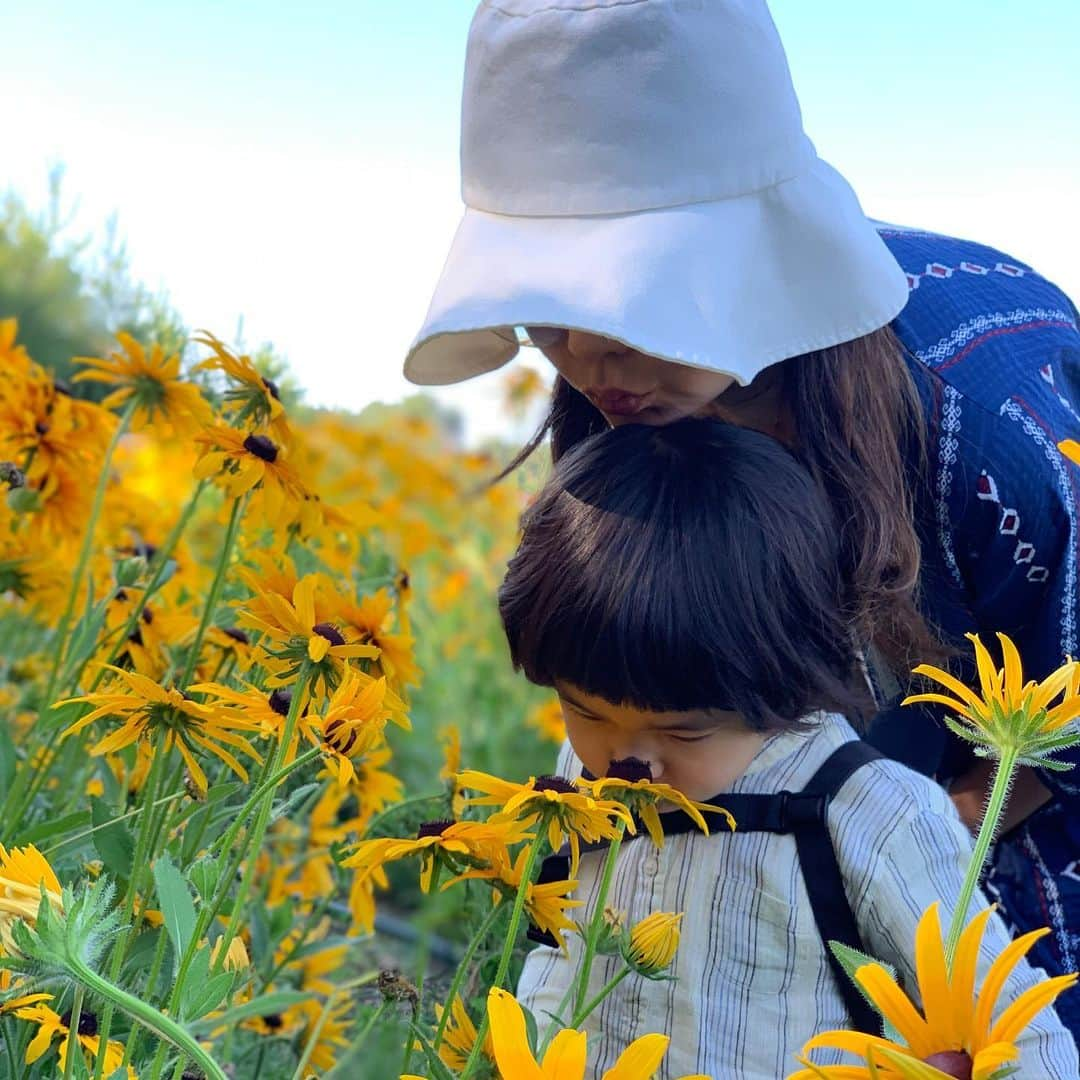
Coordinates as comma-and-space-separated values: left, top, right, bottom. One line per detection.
785, 739, 885, 1036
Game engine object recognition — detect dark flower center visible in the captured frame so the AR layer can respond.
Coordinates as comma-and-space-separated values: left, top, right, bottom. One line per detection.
606, 757, 653, 783
534, 775, 577, 794
34, 420, 50, 436
61, 1009, 99, 1036
141, 606, 154, 624
268, 689, 292, 717
128, 628, 143, 646
262, 376, 281, 401
923, 1052, 972, 1079
263, 1013, 284, 1031
416, 820, 455, 839
313, 622, 345, 646
222, 626, 249, 644
115, 588, 129, 602
243, 433, 278, 463
324, 718, 359, 755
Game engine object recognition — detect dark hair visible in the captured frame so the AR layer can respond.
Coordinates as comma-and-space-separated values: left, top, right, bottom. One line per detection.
496, 325, 947, 673
498, 419, 868, 731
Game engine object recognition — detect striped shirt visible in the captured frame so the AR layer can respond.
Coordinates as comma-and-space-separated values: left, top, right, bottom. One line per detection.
516, 713, 1080, 1078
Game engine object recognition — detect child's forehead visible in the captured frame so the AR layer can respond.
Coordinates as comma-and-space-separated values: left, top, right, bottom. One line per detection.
555, 683, 729, 729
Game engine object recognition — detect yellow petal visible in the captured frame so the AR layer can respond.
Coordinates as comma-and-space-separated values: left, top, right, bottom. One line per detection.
601, 1033, 670, 1079
913, 903, 954, 1046
308, 634, 330, 663
996, 633, 1025, 708
855, 965, 934, 1057
971, 927, 1050, 1041
967, 634, 1004, 706
910, 662, 987, 714
970, 1041, 1019, 1080
987, 972, 1079, 1046
949, 906, 995, 1042
542, 1027, 588, 1079
487, 988, 545, 1080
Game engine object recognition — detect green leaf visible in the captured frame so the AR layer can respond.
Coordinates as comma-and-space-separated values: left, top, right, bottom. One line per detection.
182, 969, 236, 1020
152, 853, 197, 973
268, 898, 295, 948
0, 722, 17, 792
406, 1023, 459, 1080
828, 941, 899, 1040
269, 782, 321, 826
189, 858, 221, 904
90, 797, 135, 879
19, 810, 91, 846
188, 990, 311, 1034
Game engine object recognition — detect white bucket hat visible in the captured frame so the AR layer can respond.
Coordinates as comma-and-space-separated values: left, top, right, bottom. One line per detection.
404, 0, 909, 387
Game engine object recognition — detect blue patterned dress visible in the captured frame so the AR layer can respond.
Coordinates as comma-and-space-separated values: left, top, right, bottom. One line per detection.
866, 223, 1080, 1034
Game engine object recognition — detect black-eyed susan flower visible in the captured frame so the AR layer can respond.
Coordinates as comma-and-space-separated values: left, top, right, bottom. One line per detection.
903, 632, 1080, 768
341, 817, 532, 894
790, 902, 1077, 1080
9, 997, 135, 1079
577, 758, 735, 849
193, 423, 309, 525
447, 846, 584, 950
486, 986, 712, 1080
456, 769, 634, 878
626, 911, 684, 975
330, 586, 420, 691
314, 670, 394, 787
57, 665, 262, 795
73, 332, 212, 434
194, 330, 292, 444
237, 574, 380, 699
0, 844, 63, 952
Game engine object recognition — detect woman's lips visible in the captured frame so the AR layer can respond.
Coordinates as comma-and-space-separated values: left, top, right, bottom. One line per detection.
589, 389, 652, 416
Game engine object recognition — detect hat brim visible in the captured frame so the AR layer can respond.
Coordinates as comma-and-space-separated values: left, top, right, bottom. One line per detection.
404, 157, 910, 387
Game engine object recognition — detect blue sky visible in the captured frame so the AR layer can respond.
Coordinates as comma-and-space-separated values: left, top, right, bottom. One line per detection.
3, 1, 1078, 440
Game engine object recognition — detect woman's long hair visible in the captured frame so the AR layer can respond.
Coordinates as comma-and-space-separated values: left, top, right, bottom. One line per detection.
495, 325, 946, 673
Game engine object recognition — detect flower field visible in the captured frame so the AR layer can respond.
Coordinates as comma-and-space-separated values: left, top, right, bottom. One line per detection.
1, 322, 1078, 1079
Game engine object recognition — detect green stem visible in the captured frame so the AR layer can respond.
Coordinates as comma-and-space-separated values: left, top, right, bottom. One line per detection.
459, 829, 546, 1080
69, 954, 227, 1080
63, 986, 85, 1080
91, 742, 169, 1077
944, 747, 1019, 971
570, 967, 630, 1028
291, 993, 339, 1080
573, 821, 626, 1016
179, 494, 246, 687
432, 900, 504, 1051
121, 926, 171, 1068
90, 479, 210, 685
42, 787, 186, 857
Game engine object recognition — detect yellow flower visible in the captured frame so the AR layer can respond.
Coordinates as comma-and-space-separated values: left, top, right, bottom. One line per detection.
528, 697, 568, 744
12, 997, 136, 1079
628, 911, 684, 974
577, 758, 735, 849
904, 632, 1080, 766
316, 671, 394, 786
486, 987, 712, 1079
429, 995, 495, 1071
73, 332, 212, 434
57, 665, 262, 795
238, 574, 380, 698
447, 846, 584, 950
210, 934, 251, 972
341, 817, 532, 893
456, 769, 635, 877
331, 587, 421, 690
194, 330, 292, 444
0, 844, 63, 952
791, 902, 1078, 1080
193, 423, 309, 524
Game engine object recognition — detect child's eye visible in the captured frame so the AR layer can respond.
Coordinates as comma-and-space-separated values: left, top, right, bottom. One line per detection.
668, 732, 714, 743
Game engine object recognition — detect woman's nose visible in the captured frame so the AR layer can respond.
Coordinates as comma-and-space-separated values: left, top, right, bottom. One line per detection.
565, 331, 631, 382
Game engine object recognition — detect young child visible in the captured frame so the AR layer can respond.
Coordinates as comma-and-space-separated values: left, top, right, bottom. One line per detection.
498, 418, 1078, 1078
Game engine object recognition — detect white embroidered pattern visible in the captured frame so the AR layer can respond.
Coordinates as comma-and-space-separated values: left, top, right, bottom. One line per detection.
914, 308, 1077, 366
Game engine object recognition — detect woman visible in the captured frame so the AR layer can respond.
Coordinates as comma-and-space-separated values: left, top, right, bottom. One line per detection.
402, 0, 1080, 1034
